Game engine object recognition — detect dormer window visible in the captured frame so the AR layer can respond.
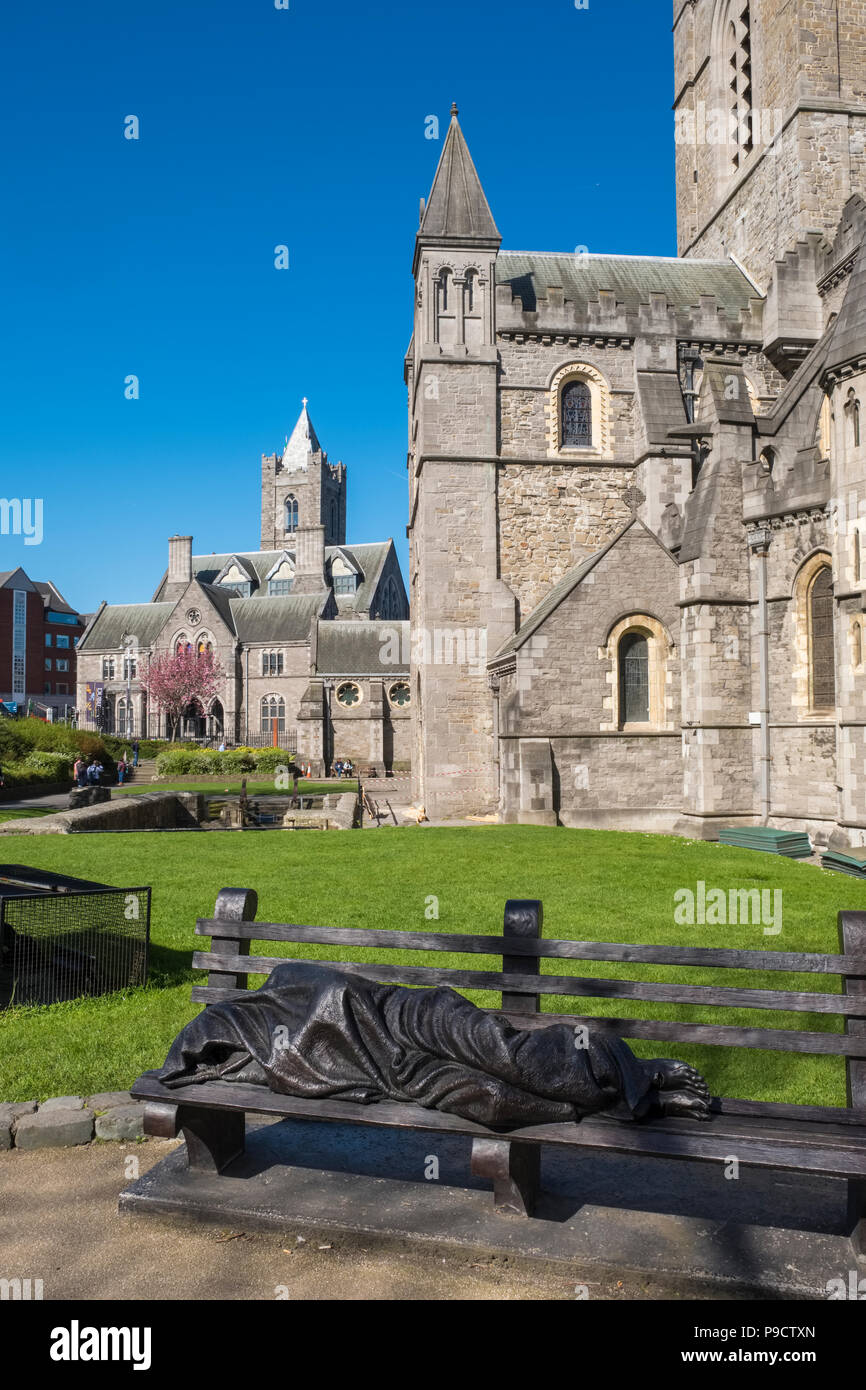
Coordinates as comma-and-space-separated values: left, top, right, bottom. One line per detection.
334, 574, 358, 595
268, 578, 293, 596
221, 580, 251, 597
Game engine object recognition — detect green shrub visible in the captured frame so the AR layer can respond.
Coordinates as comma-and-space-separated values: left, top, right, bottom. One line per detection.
24, 751, 74, 778
253, 748, 296, 774
155, 749, 196, 776
217, 750, 256, 774
1, 761, 68, 788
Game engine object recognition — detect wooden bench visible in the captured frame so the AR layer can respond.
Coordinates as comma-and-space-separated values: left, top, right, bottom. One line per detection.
130, 891, 866, 1251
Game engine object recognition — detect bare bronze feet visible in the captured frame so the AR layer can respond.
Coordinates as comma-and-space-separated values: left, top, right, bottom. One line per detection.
649, 1059, 712, 1120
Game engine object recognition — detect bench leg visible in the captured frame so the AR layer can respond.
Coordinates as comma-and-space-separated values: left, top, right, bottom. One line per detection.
847, 1179, 866, 1260
178, 1106, 245, 1173
142, 1100, 245, 1173
470, 1138, 540, 1217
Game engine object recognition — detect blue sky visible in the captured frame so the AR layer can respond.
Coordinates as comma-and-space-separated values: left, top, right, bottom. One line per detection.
1, 0, 677, 612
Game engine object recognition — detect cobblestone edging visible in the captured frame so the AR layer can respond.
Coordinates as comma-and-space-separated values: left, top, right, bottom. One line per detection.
0, 1092, 147, 1151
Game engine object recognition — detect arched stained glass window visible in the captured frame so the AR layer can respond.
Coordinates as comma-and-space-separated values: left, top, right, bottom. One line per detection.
619, 631, 649, 725
809, 567, 835, 709
562, 380, 592, 448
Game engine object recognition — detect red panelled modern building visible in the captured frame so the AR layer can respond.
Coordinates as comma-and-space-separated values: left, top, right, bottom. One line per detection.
0, 568, 86, 720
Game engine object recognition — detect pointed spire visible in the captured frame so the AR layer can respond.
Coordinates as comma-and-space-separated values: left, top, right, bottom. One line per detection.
281, 399, 322, 472
417, 106, 500, 252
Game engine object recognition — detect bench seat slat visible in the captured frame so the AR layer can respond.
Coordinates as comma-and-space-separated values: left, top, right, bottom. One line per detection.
190, 951, 866, 1016
188, 985, 862, 1056
194, 920, 866, 975
129, 1072, 866, 1180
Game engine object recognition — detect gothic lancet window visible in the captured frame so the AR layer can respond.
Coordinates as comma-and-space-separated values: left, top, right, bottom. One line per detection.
618, 631, 650, 726
463, 270, 475, 314
437, 270, 449, 313
561, 380, 592, 448
809, 567, 836, 709
285, 495, 299, 534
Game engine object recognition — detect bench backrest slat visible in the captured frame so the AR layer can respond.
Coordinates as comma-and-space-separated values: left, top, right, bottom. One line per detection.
195, 919, 866, 975
190, 949, 866, 1017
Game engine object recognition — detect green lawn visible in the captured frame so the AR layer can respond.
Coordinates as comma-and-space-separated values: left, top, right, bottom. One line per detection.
0, 808, 51, 823
114, 780, 357, 797
1, 826, 863, 1106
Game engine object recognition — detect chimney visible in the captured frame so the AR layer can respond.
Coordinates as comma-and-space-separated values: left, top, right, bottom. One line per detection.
165, 535, 193, 599
291, 524, 327, 594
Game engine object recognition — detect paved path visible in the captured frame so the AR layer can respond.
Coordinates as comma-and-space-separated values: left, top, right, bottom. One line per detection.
0, 1141, 719, 1301
0, 791, 70, 812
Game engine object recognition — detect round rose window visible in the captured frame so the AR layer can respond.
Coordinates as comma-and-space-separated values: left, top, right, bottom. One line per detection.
336, 681, 362, 708
389, 681, 411, 708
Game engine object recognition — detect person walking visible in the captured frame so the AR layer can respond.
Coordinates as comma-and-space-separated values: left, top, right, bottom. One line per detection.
73, 756, 85, 787
132, 739, 140, 768
117, 758, 126, 785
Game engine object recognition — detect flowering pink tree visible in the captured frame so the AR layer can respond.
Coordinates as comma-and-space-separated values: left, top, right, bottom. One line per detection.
141, 648, 224, 741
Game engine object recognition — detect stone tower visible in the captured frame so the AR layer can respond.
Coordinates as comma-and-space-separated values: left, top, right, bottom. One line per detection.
261, 401, 347, 551
673, 0, 866, 289
407, 106, 517, 818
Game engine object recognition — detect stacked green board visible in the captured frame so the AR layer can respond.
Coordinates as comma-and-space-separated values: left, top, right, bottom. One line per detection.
821, 847, 866, 877
718, 826, 812, 858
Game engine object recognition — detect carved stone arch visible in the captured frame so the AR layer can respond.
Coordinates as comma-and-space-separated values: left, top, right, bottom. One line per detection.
600, 613, 674, 731
548, 361, 611, 458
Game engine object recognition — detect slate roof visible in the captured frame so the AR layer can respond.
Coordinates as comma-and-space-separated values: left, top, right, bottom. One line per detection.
316, 621, 410, 675
152, 541, 393, 615
33, 580, 76, 613
418, 110, 500, 246
826, 226, 866, 372
636, 371, 688, 446
229, 594, 327, 645
0, 568, 38, 591
79, 603, 176, 650
496, 252, 760, 322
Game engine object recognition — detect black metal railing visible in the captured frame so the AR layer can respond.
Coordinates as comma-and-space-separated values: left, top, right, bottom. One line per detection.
0, 870, 151, 1008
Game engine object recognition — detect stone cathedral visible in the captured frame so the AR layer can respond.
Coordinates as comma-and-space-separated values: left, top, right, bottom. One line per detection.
408, 0, 866, 846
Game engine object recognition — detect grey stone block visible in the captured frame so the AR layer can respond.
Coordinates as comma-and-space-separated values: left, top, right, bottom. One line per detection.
40, 1095, 85, 1112
94, 1104, 144, 1141
0, 1101, 38, 1121
14, 1109, 94, 1150
0, 1101, 38, 1149
68, 786, 111, 809
87, 1090, 133, 1113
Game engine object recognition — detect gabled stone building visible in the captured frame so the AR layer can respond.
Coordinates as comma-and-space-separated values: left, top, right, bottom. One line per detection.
76, 404, 410, 772
408, 2, 866, 845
